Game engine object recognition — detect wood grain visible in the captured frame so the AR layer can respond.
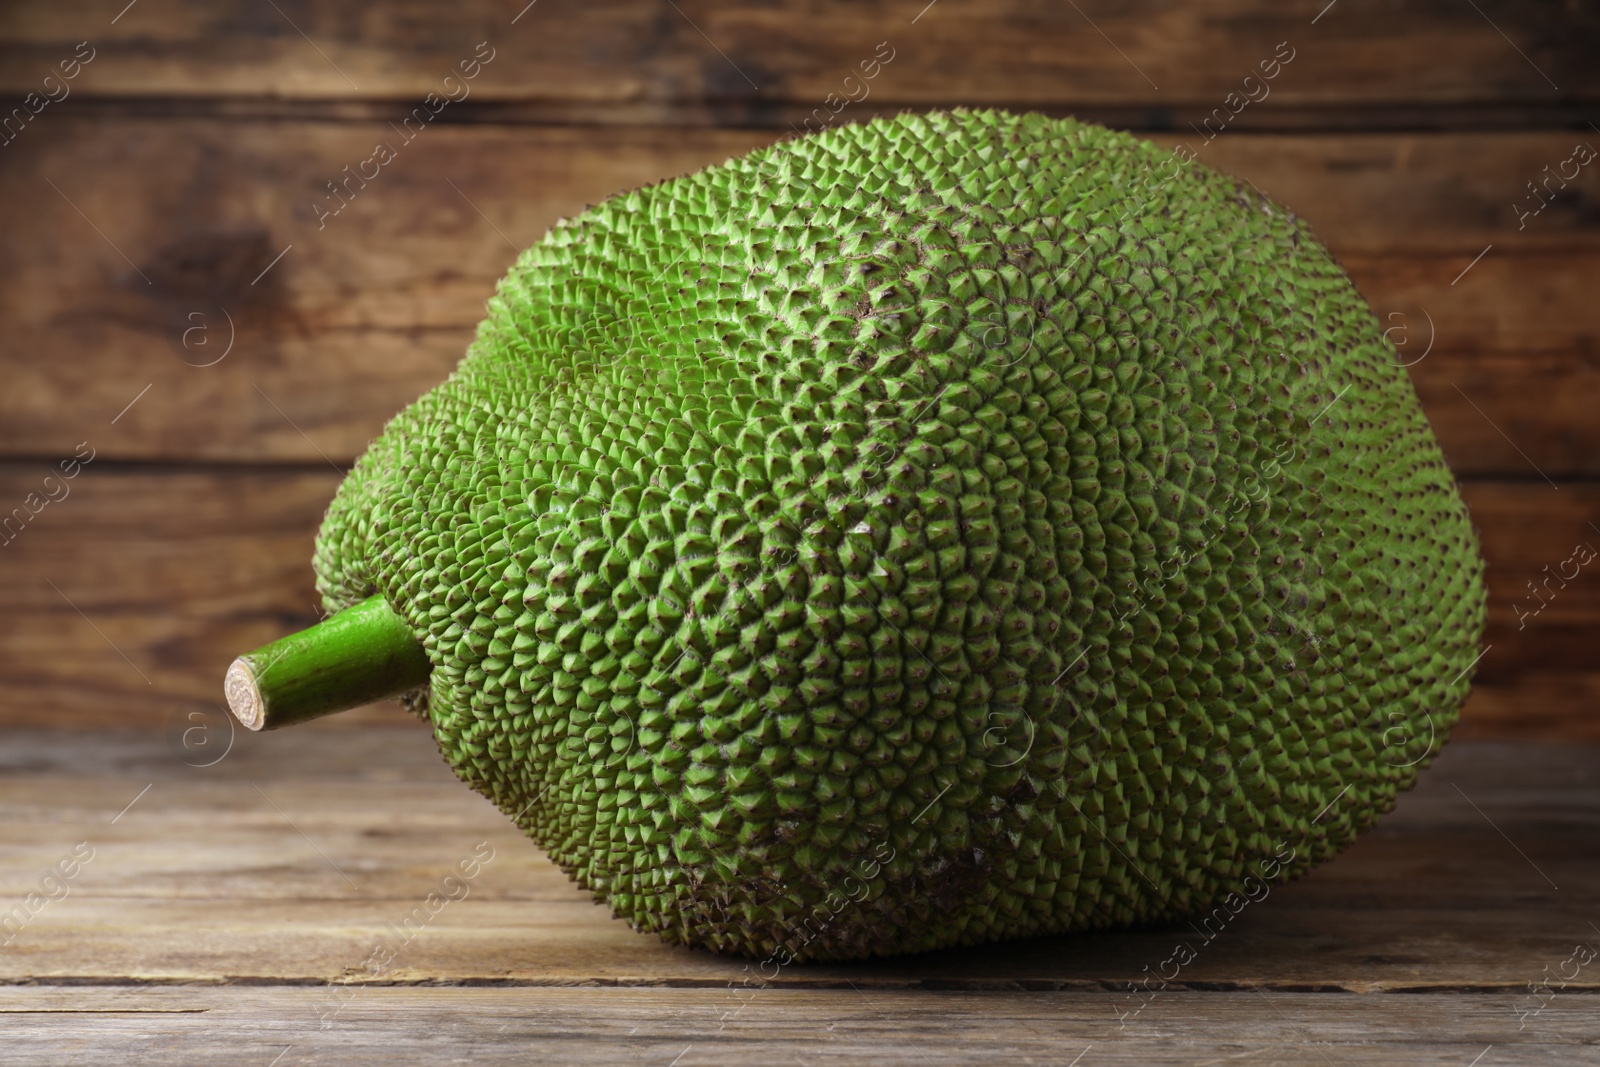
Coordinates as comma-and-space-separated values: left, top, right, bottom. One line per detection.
0, 733, 1595, 1064
0, 731, 1594, 991
1, 0, 1594, 125
2, 119, 1596, 474
0, 465, 1594, 733
2, 987, 1590, 1066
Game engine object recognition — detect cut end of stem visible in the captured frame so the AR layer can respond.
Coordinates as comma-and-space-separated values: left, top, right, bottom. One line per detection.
223, 595, 432, 731
224, 658, 267, 731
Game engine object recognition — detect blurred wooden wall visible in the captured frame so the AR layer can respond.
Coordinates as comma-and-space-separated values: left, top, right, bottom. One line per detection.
0, 1, 1595, 735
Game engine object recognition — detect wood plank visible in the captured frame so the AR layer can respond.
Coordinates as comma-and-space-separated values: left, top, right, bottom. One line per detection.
0, 465, 343, 729
0, 466, 1594, 732
1458, 481, 1600, 694
0, 731, 1594, 994
1460, 673, 1600, 742
0, 119, 768, 466
1, 0, 1594, 120
0, 986, 1593, 1066
3, 119, 1597, 473
0, 464, 338, 723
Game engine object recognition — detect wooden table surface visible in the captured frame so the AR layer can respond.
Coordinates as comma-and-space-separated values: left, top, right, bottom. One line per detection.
2, 725, 1594, 1065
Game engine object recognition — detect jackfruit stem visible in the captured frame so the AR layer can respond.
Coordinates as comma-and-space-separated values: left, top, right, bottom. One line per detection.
223, 595, 431, 731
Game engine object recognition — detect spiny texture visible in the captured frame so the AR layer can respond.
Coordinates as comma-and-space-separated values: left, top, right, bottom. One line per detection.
315, 110, 1486, 961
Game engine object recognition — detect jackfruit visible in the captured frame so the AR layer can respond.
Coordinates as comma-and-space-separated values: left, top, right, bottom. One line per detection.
229, 109, 1487, 961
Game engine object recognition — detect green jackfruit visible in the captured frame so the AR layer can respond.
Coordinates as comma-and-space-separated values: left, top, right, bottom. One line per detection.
307, 109, 1486, 961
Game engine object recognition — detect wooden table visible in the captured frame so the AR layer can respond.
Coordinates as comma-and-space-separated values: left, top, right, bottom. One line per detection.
3, 725, 1594, 1064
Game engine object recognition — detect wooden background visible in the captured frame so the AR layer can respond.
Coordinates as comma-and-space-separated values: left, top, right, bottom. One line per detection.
1, 0, 1597, 738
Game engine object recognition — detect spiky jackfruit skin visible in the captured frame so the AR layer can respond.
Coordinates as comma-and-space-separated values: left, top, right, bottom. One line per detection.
314, 109, 1486, 961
